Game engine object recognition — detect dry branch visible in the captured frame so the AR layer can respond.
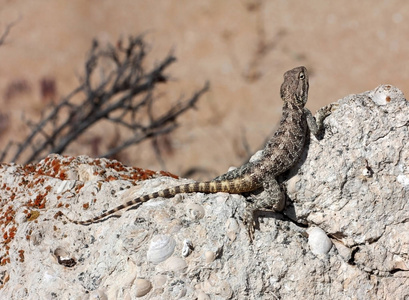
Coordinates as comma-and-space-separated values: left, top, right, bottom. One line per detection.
0, 17, 19, 46
2, 36, 209, 164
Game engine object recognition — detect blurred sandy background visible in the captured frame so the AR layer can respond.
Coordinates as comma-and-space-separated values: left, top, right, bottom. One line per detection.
0, 1, 408, 179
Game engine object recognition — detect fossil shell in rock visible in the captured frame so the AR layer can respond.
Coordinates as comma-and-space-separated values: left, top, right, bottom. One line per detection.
134, 278, 152, 297
218, 281, 233, 298
56, 180, 76, 194
152, 275, 167, 288
307, 227, 333, 255
163, 256, 188, 273
77, 164, 99, 182
147, 235, 176, 264
0, 270, 9, 289
371, 84, 401, 106
53, 247, 76, 268
89, 289, 108, 300
285, 174, 300, 194
225, 218, 239, 241
197, 291, 211, 300
186, 203, 205, 220
204, 251, 216, 263
182, 239, 194, 257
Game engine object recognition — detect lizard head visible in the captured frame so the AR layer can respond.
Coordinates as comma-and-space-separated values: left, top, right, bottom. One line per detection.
280, 66, 309, 107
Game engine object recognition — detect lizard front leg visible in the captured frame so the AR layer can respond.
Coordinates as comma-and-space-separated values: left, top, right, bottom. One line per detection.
305, 103, 338, 137
242, 175, 285, 241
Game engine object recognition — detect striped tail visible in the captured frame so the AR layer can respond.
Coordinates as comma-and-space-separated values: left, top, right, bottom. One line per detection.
61, 176, 259, 225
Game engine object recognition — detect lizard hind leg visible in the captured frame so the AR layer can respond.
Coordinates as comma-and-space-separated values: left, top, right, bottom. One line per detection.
242, 176, 285, 241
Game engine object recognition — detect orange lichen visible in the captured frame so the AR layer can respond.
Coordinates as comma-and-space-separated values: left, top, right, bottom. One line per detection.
18, 250, 24, 262
0, 154, 184, 268
0, 206, 15, 226
27, 192, 47, 209
2, 226, 17, 245
59, 171, 67, 180
159, 170, 179, 179
22, 164, 36, 175
0, 258, 10, 266
75, 183, 84, 193
106, 175, 117, 181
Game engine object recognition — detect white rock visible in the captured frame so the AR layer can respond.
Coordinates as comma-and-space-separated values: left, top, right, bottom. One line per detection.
307, 227, 332, 255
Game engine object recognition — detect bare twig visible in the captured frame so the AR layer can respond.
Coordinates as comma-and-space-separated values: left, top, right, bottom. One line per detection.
4, 36, 209, 164
0, 17, 20, 46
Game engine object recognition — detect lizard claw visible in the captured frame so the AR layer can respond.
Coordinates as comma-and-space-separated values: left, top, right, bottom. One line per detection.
245, 223, 255, 242
249, 221, 256, 242
242, 212, 256, 242
315, 102, 338, 120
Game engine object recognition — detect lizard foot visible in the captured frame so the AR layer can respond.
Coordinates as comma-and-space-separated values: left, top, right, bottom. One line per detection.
242, 209, 256, 242
315, 102, 338, 122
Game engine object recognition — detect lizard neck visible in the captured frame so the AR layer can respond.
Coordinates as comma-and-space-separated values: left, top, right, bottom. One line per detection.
256, 100, 308, 175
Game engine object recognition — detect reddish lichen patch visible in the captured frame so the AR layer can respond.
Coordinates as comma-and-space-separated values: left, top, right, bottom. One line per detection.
22, 164, 36, 176
27, 192, 48, 209
159, 170, 179, 179
75, 183, 84, 193
52, 159, 61, 174
140, 169, 156, 181
106, 175, 117, 181
0, 205, 17, 266
2, 226, 17, 246
35, 155, 72, 180
0, 154, 183, 268
53, 211, 63, 220
103, 161, 127, 173
0, 257, 10, 266
18, 250, 24, 262
0, 206, 15, 227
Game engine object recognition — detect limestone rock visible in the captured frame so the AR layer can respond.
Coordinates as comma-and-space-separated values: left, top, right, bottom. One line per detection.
0, 85, 408, 299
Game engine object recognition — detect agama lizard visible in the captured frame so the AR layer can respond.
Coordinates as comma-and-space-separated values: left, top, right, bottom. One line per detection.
60, 66, 334, 240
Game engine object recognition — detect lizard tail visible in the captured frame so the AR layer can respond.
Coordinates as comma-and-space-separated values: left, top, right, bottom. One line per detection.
60, 176, 258, 225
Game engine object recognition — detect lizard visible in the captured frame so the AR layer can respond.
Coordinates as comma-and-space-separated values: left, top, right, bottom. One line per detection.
60, 66, 334, 240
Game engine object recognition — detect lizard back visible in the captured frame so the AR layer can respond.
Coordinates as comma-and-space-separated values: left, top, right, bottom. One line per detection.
60, 66, 311, 226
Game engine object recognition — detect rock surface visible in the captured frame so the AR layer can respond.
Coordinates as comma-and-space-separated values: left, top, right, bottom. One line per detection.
0, 85, 408, 299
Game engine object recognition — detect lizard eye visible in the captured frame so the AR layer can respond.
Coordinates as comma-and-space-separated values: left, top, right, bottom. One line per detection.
299, 72, 305, 80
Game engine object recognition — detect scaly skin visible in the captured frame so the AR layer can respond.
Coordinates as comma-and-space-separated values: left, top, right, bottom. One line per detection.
60, 66, 333, 241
